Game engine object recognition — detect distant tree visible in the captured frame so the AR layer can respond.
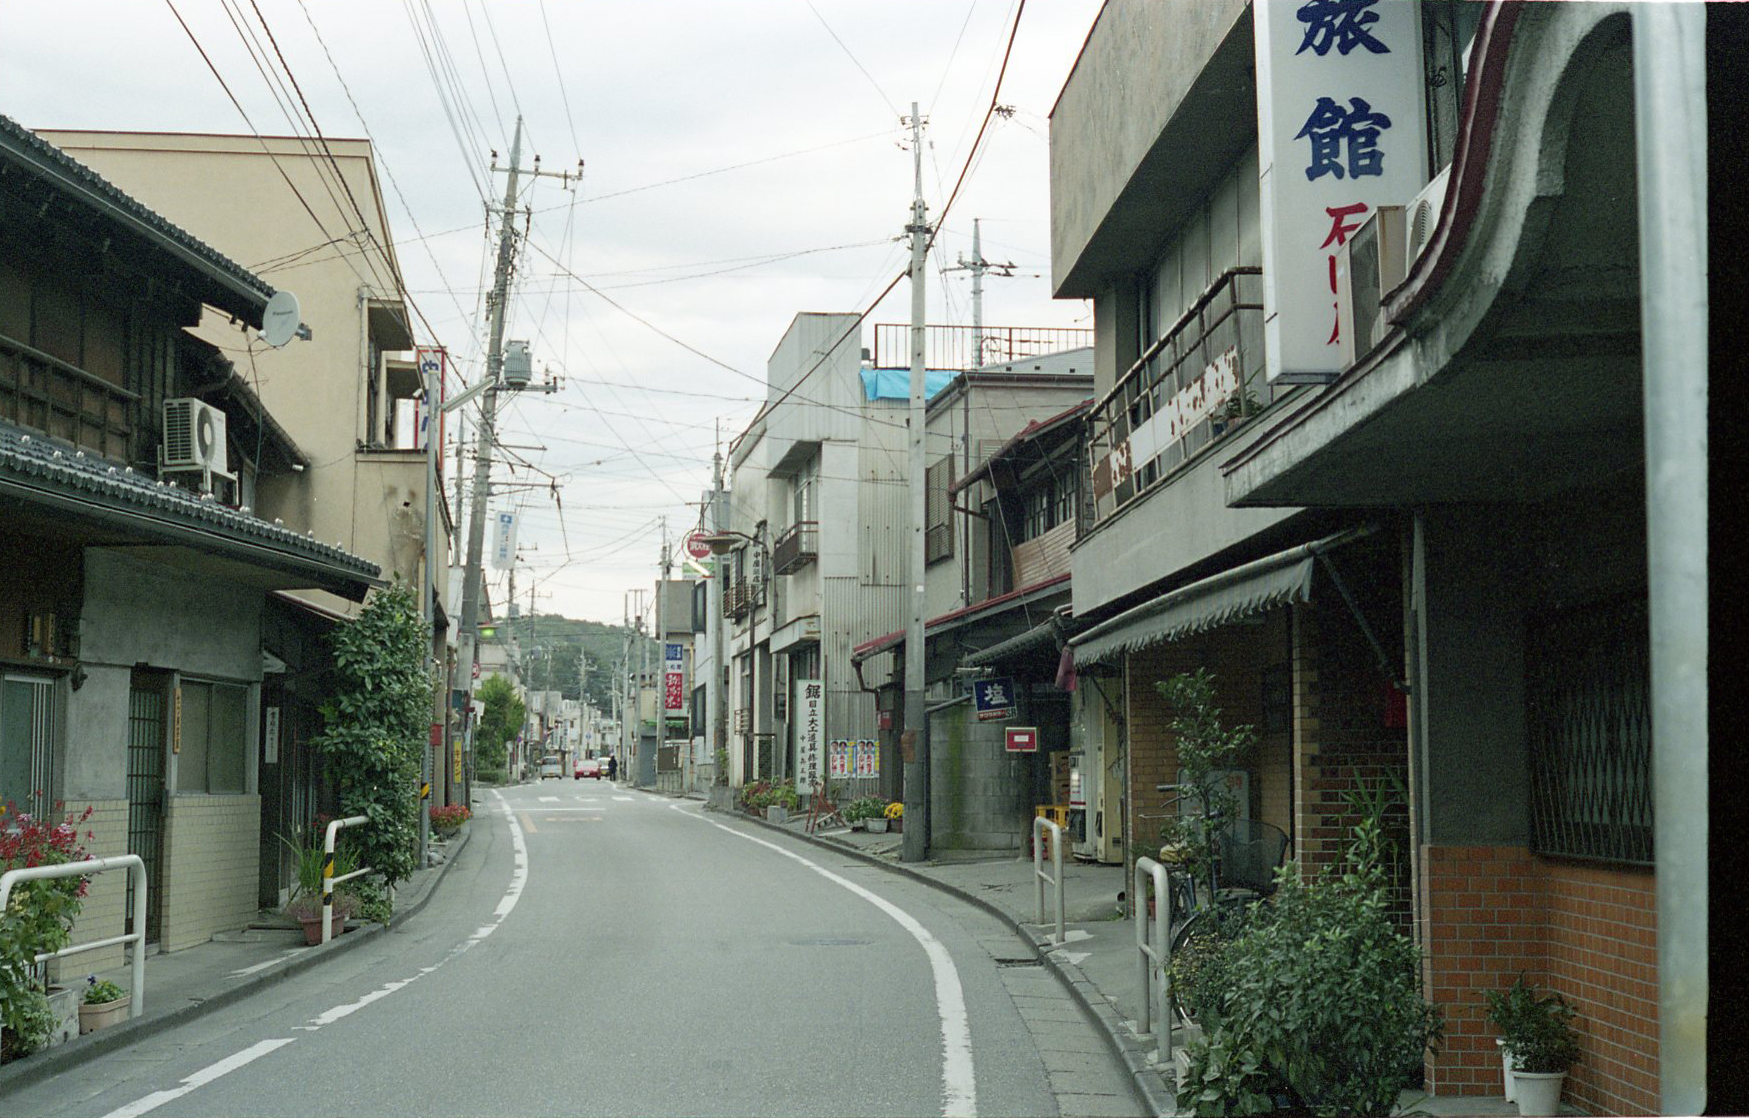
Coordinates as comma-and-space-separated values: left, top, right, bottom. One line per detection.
476, 674, 524, 771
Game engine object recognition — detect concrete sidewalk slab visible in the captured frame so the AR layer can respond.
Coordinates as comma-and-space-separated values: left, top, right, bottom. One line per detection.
0, 825, 472, 1094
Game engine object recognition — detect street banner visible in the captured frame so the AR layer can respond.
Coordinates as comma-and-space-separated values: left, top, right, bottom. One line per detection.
828, 739, 851, 779
490, 510, 518, 569
973, 678, 1014, 722
853, 739, 879, 779
664, 642, 685, 713
1255, 0, 1428, 383
796, 679, 824, 791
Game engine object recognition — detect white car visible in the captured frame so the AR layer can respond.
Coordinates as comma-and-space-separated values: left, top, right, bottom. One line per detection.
538, 756, 562, 780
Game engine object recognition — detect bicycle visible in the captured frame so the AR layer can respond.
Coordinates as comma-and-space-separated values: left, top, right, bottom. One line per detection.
1144, 788, 1290, 1027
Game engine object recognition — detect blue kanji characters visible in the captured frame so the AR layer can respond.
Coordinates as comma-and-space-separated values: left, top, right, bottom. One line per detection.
1295, 0, 1390, 57
1295, 96, 1393, 181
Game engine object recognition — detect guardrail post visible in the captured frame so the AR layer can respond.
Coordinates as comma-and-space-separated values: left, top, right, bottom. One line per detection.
0, 854, 148, 1019
1032, 816, 1064, 945
1134, 856, 1172, 1067
321, 815, 370, 946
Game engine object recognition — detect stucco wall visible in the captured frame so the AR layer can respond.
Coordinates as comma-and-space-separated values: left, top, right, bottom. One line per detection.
929, 703, 1031, 853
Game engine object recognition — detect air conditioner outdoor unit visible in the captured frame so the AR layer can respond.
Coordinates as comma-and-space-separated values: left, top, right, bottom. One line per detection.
1336, 205, 1406, 366
1404, 165, 1452, 274
160, 397, 235, 493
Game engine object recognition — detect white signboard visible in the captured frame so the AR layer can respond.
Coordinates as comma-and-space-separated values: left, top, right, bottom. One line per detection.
796, 679, 824, 792
1256, 0, 1428, 383
263, 706, 280, 765
490, 510, 518, 569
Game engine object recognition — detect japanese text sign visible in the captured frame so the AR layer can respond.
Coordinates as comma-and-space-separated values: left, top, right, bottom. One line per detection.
1256, 0, 1428, 383
797, 679, 824, 791
1004, 726, 1039, 753
490, 509, 518, 569
853, 739, 879, 779
974, 678, 1014, 722
663, 642, 685, 713
828, 739, 852, 779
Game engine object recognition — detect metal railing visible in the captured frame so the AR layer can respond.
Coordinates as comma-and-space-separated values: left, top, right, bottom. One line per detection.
1133, 855, 1173, 1066
871, 323, 1094, 371
1032, 816, 1065, 946
1086, 268, 1266, 526
0, 854, 147, 1021
321, 815, 371, 946
772, 521, 818, 575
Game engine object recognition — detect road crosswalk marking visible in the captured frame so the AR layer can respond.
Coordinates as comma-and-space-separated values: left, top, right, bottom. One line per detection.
539, 795, 559, 802
613, 795, 633, 801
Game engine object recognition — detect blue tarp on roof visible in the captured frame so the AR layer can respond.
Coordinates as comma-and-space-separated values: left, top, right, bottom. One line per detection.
860, 367, 956, 402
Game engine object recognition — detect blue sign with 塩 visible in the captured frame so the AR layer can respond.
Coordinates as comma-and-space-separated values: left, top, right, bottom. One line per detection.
973, 678, 1015, 722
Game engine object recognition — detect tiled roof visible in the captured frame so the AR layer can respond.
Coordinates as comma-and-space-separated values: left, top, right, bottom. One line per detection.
0, 114, 274, 317
0, 421, 377, 581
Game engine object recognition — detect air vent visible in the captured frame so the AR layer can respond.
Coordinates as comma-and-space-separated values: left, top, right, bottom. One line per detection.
1404, 166, 1452, 273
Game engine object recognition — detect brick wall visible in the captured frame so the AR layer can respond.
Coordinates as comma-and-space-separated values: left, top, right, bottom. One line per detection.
1421, 844, 1659, 1114
159, 795, 261, 952
47, 799, 129, 981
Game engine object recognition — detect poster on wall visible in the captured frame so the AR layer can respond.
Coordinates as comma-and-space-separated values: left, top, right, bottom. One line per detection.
853, 739, 880, 779
796, 679, 824, 791
828, 739, 852, 779
1255, 0, 1429, 383
663, 642, 686, 713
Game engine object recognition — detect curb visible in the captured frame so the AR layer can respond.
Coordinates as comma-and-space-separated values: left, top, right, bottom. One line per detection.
0, 826, 473, 1095
694, 798, 1175, 1118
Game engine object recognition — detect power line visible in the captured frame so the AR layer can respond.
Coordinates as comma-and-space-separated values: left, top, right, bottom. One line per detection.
802, 0, 901, 119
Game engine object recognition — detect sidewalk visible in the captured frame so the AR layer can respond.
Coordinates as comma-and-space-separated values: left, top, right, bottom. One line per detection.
721, 806, 1545, 1118
0, 827, 472, 1094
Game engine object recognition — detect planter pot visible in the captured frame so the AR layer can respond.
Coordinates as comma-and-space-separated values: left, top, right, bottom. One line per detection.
46, 985, 79, 1047
78, 995, 130, 1035
1498, 1039, 1517, 1102
889, 817, 902, 834
296, 909, 348, 946
866, 817, 888, 833
764, 806, 789, 825
1513, 1070, 1566, 1117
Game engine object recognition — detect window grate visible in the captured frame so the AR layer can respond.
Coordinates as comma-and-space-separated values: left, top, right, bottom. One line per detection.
1526, 593, 1652, 866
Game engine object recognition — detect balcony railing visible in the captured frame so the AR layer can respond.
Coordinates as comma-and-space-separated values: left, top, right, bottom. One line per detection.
725, 578, 766, 621
773, 520, 818, 576
870, 323, 1094, 372
1, 332, 137, 463
1086, 268, 1266, 527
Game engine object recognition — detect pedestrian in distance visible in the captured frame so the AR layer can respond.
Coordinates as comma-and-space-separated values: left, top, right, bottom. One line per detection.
606, 755, 618, 782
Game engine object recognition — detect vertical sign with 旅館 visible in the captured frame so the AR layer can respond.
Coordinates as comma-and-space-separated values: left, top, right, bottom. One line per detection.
664, 643, 685, 714
797, 679, 824, 792
1256, 0, 1429, 384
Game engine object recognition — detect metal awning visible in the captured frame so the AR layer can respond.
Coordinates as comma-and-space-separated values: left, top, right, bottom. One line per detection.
963, 615, 1063, 668
1071, 529, 1365, 666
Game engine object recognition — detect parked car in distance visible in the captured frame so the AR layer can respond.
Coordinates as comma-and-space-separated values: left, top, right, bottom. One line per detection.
539, 756, 562, 780
575, 757, 602, 780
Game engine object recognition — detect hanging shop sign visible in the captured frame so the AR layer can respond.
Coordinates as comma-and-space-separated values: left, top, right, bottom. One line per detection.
490, 510, 519, 569
973, 677, 1015, 722
1255, 0, 1428, 383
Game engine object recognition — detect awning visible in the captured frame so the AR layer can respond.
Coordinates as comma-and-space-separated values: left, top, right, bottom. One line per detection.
963, 615, 1063, 668
1071, 529, 1366, 666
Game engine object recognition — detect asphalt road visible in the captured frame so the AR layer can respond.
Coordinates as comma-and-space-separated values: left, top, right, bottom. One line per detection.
3, 784, 1142, 1118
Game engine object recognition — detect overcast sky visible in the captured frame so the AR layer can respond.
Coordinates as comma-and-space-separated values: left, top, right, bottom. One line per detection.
0, 0, 1101, 624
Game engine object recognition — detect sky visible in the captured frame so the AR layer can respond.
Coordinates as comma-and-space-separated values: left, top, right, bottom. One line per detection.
0, 0, 1102, 624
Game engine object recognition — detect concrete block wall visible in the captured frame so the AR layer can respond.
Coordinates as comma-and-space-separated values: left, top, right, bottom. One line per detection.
1420, 844, 1658, 1115
48, 799, 128, 981
159, 795, 260, 951
928, 707, 1030, 853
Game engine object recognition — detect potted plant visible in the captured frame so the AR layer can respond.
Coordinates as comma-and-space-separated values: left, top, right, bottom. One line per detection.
1495, 980, 1581, 1116
884, 801, 903, 834
1483, 974, 1538, 1102
865, 803, 888, 833
281, 830, 359, 946
429, 804, 470, 840
78, 977, 128, 1034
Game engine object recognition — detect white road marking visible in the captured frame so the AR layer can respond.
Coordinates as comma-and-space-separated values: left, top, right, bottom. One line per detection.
539, 795, 560, 802
99, 791, 531, 1118
1050, 950, 1091, 966
613, 795, 634, 801
228, 949, 298, 977
99, 1038, 295, 1118
672, 803, 977, 1118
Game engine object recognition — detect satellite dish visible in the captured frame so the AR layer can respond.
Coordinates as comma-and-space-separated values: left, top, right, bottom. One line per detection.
262, 290, 301, 348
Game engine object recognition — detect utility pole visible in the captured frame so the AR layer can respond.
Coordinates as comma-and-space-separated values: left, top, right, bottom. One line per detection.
708, 437, 726, 790
658, 518, 675, 789
638, 588, 651, 788
902, 101, 929, 864
946, 218, 1016, 368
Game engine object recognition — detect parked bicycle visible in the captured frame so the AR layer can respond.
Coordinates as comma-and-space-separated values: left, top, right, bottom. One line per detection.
1144, 786, 1290, 1027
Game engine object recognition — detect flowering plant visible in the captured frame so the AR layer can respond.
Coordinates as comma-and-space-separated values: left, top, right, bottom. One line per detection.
429, 805, 470, 834
884, 802, 904, 820
2, 803, 94, 1057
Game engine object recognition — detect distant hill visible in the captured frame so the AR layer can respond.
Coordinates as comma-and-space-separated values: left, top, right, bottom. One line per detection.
487, 613, 657, 712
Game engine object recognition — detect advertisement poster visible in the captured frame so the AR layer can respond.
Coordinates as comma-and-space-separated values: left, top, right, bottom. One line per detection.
663, 642, 685, 713
853, 739, 880, 779
828, 739, 852, 779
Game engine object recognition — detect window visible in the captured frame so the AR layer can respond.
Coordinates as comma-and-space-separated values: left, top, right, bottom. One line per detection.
1020, 474, 1072, 542
1526, 594, 1652, 866
175, 679, 249, 794
792, 456, 817, 527
925, 456, 954, 563
0, 675, 55, 816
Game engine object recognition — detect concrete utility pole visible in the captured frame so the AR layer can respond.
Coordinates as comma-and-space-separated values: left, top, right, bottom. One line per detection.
708, 439, 726, 789
946, 218, 1016, 368
455, 116, 525, 808
658, 518, 671, 788
902, 101, 929, 864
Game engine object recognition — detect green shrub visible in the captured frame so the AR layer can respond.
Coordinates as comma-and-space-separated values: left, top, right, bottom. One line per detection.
841, 796, 886, 823
475, 769, 508, 786
84, 977, 126, 1005
1176, 820, 1442, 1117
1487, 977, 1580, 1074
